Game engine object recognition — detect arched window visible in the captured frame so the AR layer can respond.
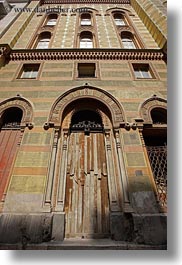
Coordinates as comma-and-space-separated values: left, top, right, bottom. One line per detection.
151, 108, 167, 124
80, 13, 91, 26
80, 31, 93, 48
113, 13, 125, 26
0, 107, 23, 129
46, 14, 58, 26
36, 32, 51, 49
121, 32, 136, 49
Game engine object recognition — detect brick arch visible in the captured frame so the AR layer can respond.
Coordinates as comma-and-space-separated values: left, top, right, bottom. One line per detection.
46, 85, 125, 129
61, 98, 112, 129
139, 95, 167, 123
106, 7, 133, 15
0, 95, 34, 128
120, 29, 135, 36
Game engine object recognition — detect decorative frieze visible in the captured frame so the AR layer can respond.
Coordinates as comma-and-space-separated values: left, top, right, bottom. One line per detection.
10, 49, 165, 61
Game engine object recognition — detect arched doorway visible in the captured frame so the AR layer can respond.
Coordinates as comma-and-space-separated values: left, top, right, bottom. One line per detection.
65, 108, 110, 238
0, 96, 34, 204
45, 86, 131, 240
0, 107, 23, 202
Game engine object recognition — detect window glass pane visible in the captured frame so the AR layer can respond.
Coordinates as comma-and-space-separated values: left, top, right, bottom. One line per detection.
122, 38, 136, 49
36, 38, 50, 49
80, 38, 93, 48
20, 64, 39, 79
81, 19, 91, 26
115, 18, 125, 26
78, 63, 95, 77
31, 70, 38, 78
47, 19, 57, 26
21, 69, 31, 78
133, 64, 152, 79
134, 70, 141, 78
142, 70, 151, 78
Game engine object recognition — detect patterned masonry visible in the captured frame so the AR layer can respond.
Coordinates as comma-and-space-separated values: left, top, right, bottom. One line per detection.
0, 0, 167, 249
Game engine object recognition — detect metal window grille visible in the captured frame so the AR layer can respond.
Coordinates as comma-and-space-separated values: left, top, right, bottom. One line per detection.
1, 122, 21, 129
146, 145, 167, 209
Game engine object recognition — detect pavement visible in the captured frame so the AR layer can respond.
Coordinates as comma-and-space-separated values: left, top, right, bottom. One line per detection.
0, 238, 167, 250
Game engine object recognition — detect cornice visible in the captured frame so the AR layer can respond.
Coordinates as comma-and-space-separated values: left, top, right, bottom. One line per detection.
41, 0, 131, 4
9, 48, 165, 61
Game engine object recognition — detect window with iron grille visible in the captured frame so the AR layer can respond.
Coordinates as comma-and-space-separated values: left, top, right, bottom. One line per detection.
146, 145, 167, 209
143, 128, 167, 210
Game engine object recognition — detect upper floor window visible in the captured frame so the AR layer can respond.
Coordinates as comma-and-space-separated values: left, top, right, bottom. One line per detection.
132, 64, 153, 79
36, 32, 51, 49
114, 13, 125, 26
81, 13, 92, 26
80, 31, 93, 48
77, 63, 96, 78
121, 32, 136, 49
19, 64, 40, 79
46, 14, 58, 26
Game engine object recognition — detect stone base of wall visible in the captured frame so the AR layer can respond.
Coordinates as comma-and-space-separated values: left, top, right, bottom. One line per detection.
110, 212, 167, 246
0, 212, 167, 248
0, 213, 53, 247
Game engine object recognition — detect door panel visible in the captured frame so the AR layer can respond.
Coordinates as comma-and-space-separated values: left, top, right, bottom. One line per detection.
0, 129, 21, 201
65, 132, 110, 239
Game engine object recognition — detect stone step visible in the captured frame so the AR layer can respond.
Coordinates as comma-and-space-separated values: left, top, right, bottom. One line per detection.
0, 239, 167, 250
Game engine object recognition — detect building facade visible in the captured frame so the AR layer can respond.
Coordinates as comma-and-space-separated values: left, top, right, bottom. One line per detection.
0, 0, 167, 249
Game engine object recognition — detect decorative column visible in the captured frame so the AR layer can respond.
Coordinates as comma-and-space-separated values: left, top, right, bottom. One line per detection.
104, 130, 120, 212
45, 129, 59, 207
56, 130, 69, 212
115, 129, 133, 212
51, 130, 69, 241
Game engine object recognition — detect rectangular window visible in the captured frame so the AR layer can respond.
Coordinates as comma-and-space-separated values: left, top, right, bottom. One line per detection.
19, 64, 40, 79
78, 63, 96, 78
132, 64, 153, 79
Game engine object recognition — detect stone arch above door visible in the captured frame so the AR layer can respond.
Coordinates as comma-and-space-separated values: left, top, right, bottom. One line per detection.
45, 85, 125, 129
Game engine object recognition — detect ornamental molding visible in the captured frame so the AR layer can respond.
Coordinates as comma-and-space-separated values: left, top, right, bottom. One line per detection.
45, 84, 126, 129
10, 49, 165, 61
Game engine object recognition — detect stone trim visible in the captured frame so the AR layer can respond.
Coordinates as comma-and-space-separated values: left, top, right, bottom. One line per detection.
44, 85, 126, 129
0, 95, 34, 129
10, 49, 165, 61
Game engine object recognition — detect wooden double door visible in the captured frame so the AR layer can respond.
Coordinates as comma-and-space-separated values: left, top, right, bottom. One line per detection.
64, 131, 110, 239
